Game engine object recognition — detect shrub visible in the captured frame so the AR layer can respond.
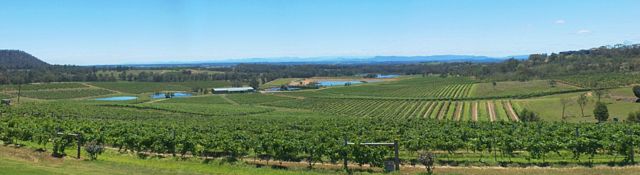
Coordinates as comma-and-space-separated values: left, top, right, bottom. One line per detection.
85, 141, 104, 160
418, 151, 436, 175
633, 86, 640, 99
627, 111, 640, 123
593, 102, 609, 123
519, 108, 541, 122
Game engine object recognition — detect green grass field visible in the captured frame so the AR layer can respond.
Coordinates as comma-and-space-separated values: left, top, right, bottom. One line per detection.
0, 92, 10, 99
158, 95, 230, 104
514, 88, 640, 122
226, 93, 298, 105
0, 82, 88, 91
5, 144, 640, 175
260, 78, 301, 89
469, 80, 580, 98
132, 103, 274, 116
89, 81, 231, 94
14, 88, 114, 100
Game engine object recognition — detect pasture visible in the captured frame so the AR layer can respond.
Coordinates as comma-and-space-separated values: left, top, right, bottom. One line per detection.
469, 80, 581, 98
260, 78, 302, 89
515, 87, 640, 122
15, 88, 114, 100
0, 82, 88, 91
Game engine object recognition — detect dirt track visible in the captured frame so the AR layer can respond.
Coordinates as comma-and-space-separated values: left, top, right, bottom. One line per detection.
454, 102, 463, 121
487, 101, 496, 122
504, 101, 520, 121
472, 102, 478, 122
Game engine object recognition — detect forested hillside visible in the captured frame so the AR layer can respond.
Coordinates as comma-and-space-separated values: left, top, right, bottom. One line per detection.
2, 44, 640, 87
0, 50, 50, 69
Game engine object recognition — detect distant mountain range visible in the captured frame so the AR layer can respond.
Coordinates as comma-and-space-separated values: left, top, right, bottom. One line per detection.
121, 55, 529, 67
0, 49, 529, 68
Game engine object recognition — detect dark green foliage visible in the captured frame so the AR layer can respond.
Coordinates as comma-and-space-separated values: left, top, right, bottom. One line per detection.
548, 80, 557, 87
594, 102, 609, 123
627, 111, 640, 123
633, 86, 640, 99
249, 78, 260, 90
0, 50, 50, 69
3, 106, 640, 168
519, 108, 540, 122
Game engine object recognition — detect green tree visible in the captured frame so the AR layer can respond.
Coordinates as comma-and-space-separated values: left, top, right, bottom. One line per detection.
633, 86, 640, 99
560, 98, 572, 120
548, 80, 557, 88
577, 93, 589, 117
593, 102, 609, 123
249, 78, 260, 90
593, 89, 608, 102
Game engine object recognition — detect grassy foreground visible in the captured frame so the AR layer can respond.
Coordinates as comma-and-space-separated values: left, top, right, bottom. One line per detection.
0, 145, 329, 175
3, 145, 640, 175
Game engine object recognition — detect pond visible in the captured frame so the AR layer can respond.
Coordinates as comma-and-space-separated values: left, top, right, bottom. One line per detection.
95, 96, 138, 101
151, 92, 193, 99
318, 81, 365, 87
376, 74, 399, 78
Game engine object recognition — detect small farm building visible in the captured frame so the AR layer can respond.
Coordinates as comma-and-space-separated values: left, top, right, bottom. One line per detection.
212, 87, 255, 94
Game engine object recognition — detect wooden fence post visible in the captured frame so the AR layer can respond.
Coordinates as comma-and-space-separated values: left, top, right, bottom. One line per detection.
76, 134, 82, 159
343, 137, 348, 173
394, 139, 400, 171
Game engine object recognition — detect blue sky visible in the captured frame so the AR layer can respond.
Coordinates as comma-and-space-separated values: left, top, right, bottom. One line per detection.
1, 0, 639, 65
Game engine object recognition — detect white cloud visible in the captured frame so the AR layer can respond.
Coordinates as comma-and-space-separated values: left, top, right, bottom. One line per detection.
554, 19, 566, 24
576, 29, 591, 35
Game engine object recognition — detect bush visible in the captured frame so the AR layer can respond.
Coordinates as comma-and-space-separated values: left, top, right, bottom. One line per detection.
633, 86, 640, 99
84, 141, 104, 160
594, 102, 609, 123
418, 151, 436, 175
519, 108, 541, 122
627, 111, 640, 123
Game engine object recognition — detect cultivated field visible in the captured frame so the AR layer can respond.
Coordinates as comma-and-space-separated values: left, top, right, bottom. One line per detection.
310, 76, 474, 99
2, 76, 640, 175
89, 81, 230, 94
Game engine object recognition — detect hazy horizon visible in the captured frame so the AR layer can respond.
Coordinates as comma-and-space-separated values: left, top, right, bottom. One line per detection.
1, 0, 639, 65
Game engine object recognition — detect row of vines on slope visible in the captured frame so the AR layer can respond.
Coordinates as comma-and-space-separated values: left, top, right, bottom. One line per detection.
1, 105, 638, 168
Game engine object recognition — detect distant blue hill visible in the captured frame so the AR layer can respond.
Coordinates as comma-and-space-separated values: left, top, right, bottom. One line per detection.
114, 55, 529, 67
215, 55, 528, 64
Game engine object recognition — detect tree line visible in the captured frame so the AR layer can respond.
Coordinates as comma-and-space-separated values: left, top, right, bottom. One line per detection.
3, 44, 640, 86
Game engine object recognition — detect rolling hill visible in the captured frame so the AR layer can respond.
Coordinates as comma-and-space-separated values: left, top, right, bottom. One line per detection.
0, 50, 50, 69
